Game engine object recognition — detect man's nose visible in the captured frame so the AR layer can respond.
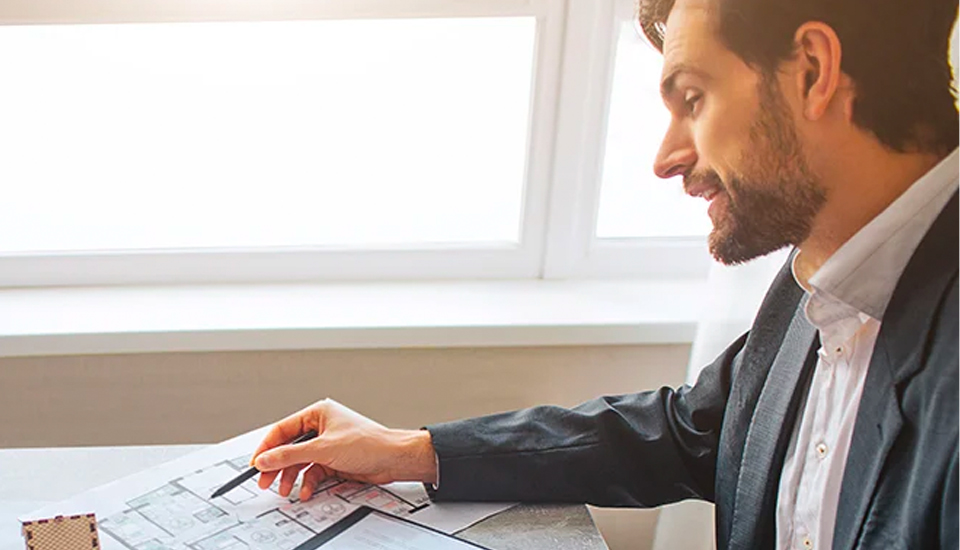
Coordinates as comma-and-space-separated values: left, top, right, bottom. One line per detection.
653, 123, 697, 179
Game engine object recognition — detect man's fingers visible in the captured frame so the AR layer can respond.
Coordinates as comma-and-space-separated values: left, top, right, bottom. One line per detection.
279, 464, 306, 497
299, 464, 334, 502
258, 469, 280, 490
255, 439, 324, 472
250, 408, 315, 463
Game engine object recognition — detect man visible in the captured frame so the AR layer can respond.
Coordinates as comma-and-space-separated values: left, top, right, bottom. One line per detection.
248, 0, 959, 547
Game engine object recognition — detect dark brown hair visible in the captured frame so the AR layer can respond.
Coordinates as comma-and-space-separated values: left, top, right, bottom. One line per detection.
638, 0, 959, 154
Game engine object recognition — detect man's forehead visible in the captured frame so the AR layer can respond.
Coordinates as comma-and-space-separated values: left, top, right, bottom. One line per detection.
660, 0, 719, 71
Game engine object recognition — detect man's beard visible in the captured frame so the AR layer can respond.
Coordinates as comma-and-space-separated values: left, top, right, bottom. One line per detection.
688, 77, 827, 266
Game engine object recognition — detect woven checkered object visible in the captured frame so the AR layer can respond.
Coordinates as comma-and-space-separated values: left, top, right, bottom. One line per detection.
21, 514, 99, 550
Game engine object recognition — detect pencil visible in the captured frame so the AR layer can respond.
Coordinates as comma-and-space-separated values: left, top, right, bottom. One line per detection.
210, 429, 319, 499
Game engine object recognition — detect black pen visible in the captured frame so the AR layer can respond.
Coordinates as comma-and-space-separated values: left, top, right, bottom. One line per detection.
210, 429, 319, 499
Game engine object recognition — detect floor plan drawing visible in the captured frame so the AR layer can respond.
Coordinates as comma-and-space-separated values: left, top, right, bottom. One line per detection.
21, 426, 512, 550
98, 454, 429, 550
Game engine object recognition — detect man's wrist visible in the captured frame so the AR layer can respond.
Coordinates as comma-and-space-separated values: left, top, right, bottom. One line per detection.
390, 428, 438, 485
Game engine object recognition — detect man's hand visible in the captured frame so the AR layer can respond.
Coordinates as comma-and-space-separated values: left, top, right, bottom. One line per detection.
250, 399, 438, 502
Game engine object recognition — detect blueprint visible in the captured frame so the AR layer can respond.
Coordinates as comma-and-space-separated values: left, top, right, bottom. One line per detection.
20, 426, 513, 550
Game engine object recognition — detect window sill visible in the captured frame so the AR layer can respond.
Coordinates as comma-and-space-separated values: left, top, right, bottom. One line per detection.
0, 279, 707, 357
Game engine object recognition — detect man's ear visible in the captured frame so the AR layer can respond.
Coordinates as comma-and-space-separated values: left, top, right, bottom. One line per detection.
792, 22, 843, 121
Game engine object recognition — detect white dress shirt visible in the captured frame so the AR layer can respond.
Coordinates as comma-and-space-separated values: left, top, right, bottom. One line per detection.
775, 148, 959, 550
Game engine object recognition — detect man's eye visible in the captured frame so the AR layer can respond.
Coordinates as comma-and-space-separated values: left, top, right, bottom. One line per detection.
684, 93, 702, 114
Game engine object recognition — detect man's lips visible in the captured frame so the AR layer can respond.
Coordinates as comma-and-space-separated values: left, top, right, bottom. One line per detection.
684, 181, 723, 201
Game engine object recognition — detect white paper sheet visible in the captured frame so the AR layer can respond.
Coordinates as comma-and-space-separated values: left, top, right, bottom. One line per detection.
320, 511, 484, 549
20, 426, 514, 549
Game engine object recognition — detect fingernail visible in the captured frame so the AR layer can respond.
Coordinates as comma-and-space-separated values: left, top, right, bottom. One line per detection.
256, 455, 272, 470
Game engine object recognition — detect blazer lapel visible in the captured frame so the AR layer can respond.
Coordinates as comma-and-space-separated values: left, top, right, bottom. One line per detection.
715, 255, 808, 546
727, 299, 818, 549
832, 192, 959, 550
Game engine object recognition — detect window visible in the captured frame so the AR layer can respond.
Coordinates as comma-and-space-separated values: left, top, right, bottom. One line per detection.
0, 17, 535, 252
0, 0, 711, 287
539, 0, 710, 279
596, 21, 711, 239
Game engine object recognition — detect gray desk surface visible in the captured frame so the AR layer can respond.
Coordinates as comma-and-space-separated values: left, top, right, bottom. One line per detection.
0, 445, 607, 550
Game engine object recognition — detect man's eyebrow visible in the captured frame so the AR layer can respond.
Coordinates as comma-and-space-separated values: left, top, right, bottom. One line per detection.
660, 64, 711, 99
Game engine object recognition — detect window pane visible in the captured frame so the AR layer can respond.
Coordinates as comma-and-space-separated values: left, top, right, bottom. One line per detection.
0, 17, 535, 253
595, 22, 710, 239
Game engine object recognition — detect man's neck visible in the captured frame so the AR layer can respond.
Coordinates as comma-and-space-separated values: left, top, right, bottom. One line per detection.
793, 144, 946, 287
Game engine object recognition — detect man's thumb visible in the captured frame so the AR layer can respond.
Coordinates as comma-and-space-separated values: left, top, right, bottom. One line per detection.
254, 441, 318, 471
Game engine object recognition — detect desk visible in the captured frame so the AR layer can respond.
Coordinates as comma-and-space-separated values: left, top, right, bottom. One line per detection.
0, 445, 608, 550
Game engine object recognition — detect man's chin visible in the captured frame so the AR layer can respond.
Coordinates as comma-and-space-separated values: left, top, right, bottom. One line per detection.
707, 238, 745, 266
708, 230, 790, 266
708, 222, 756, 266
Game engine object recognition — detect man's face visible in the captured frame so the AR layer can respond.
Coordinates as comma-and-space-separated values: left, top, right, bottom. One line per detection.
653, 0, 826, 265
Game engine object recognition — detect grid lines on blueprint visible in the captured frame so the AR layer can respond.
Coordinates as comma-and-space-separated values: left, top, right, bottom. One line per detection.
97, 454, 430, 550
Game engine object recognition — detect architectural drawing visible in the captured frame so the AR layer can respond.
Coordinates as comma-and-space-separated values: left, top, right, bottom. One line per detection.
21, 426, 511, 550
98, 455, 430, 550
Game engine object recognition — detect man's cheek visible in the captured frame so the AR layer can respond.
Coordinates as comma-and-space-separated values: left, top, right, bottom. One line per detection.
693, 124, 729, 175
704, 108, 750, 167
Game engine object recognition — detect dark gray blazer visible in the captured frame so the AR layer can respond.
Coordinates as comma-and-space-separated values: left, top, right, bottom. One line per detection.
427, 194, 958, 550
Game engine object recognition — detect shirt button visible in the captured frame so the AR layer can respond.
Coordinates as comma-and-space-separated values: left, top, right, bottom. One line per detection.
816, 442, 829, 459
802, 536, 814, 549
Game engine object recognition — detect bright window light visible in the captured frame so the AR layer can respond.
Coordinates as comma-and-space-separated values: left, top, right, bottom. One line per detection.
0, 17, 535, 253
595, 22, 710, 239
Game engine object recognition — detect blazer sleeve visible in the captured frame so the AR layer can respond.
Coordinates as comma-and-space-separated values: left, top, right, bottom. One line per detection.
942, 449, 958, 550
425, 332, 747, 507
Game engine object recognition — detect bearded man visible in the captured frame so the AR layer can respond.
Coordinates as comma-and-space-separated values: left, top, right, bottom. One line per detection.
248, 0, 959, 547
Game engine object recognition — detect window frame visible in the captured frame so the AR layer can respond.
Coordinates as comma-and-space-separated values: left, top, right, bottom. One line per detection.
541, 0, 710, 280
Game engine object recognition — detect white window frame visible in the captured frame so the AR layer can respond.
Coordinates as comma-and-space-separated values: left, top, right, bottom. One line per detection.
0, 0, 709, 288
541, 0, 710, 280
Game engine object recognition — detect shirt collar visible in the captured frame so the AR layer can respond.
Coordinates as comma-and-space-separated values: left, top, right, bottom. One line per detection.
793, 148, 959, 322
